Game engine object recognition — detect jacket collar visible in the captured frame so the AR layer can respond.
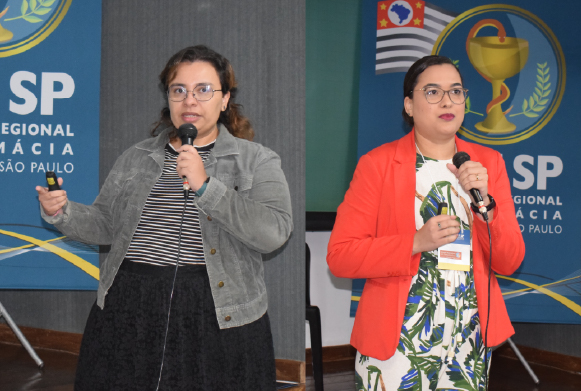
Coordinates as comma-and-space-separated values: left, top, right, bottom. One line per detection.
393, 129, 418, 163
212, 124, 239, 157
135, 127, 171, 153
455, 135, 476, 156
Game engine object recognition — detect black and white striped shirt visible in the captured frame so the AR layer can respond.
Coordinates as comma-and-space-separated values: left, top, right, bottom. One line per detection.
124, 142, 214, 266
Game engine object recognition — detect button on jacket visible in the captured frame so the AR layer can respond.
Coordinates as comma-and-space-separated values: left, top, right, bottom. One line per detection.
42, 126, 293, 329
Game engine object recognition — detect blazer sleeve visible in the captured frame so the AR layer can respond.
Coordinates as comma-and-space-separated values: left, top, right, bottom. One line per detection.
327, 152, 421, 279
472, 151, 525, 275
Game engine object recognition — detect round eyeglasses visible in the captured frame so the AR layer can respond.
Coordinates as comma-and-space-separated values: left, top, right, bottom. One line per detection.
168, 85, 222, 102
412, 87, 468, 104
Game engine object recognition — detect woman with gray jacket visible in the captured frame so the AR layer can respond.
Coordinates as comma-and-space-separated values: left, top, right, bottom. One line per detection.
36, 45, 293, 391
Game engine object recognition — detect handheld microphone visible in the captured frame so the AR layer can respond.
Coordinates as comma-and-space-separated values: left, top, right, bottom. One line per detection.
177, 123, 198, 198
452, 151, 488, 221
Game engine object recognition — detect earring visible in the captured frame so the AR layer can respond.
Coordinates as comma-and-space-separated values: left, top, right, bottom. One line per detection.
223, 106, 226, 110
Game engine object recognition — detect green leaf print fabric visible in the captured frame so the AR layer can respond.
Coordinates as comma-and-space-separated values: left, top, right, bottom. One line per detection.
355, 154, 491, 391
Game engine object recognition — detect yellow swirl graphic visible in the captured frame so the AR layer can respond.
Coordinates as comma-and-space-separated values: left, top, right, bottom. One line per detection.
351, 275, 581, 317
0, 235, 65, 254
500, 275, 579, 295
497, 275, 581, 316
0, 229, 99, 280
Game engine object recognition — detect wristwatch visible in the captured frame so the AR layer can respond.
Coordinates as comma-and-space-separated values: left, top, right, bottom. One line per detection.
471, 194, 496, 214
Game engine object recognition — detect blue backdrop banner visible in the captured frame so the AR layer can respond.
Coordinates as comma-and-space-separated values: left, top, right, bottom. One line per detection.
0, 0, 101, 290
352, 0, 581, 323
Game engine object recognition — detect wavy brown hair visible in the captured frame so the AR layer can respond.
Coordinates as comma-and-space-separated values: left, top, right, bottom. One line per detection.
151, 45, 254, 141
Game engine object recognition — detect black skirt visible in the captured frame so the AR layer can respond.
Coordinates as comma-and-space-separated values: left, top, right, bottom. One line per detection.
74, 260, 276, 391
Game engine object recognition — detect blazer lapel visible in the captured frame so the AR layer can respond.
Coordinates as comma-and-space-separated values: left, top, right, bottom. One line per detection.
393, 130, 418, 234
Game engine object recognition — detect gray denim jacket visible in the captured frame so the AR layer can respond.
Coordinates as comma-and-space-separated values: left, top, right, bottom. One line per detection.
42, 126, 293, 329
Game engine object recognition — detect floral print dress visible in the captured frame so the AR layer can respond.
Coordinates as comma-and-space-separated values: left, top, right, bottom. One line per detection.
355, 154, 491, 391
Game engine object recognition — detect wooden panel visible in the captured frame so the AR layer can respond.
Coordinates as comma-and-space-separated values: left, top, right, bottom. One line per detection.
306, 345, 357, 375
276, 358, 306, 384
495, 342, 581, 373
0, 323, 81, 354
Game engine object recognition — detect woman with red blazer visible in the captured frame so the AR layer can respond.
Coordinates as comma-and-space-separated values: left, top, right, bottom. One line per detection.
327, 56, 525, 390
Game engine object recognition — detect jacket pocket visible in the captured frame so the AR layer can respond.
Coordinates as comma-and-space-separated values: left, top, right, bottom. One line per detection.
215, 174, 253, 197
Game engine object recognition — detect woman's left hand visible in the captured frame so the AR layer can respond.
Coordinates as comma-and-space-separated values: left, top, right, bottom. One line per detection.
446, 161, 489, 205
176, 145, 207, 191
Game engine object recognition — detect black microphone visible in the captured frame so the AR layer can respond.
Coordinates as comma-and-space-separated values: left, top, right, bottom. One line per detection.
452, 151, 488, 221
177, 124, 198, 198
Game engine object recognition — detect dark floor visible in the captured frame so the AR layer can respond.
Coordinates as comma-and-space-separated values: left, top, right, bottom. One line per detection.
0, 342, 304, 390
2, 342, 581, 390
1, 343, 78, 391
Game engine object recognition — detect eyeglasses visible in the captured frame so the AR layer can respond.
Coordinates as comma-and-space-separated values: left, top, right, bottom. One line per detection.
412, 87, 468, 104
167, 85, 222, 102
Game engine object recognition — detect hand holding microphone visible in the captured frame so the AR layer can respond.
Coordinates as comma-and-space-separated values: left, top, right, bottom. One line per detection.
447, 152, 491, 221
176, 124, 207, 198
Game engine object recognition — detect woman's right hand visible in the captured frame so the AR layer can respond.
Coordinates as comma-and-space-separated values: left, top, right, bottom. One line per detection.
412, 214, 460, 255
176, 144, 208, 191
36, 177, 67, 216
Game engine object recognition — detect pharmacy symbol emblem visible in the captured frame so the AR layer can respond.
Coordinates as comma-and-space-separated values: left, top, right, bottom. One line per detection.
0, 0, 71, 57
432, 5, 566, 145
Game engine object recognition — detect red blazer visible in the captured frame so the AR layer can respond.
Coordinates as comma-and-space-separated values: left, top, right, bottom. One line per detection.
327, 130, 525, 361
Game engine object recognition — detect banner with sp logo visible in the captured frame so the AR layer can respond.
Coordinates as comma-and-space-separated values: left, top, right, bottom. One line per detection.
0, 0, 101, 290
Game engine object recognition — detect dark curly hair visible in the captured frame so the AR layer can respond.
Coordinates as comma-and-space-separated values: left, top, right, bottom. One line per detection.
152, 45, 254, 141
402, 55, 464, 128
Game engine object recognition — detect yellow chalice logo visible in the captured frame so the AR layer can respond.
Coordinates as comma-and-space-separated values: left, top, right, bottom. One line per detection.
467, 19, 529, 134
0, 7, 13, 43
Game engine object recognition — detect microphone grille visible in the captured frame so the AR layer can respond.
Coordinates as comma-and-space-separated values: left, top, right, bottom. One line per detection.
452, 151, 470, 169
178, 124, 198, 141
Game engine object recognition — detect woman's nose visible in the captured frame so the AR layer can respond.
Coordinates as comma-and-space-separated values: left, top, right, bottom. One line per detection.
183, 91, 198, 105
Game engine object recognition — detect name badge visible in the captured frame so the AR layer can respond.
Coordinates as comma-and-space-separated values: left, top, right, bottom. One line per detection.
437, 229, 471, 271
